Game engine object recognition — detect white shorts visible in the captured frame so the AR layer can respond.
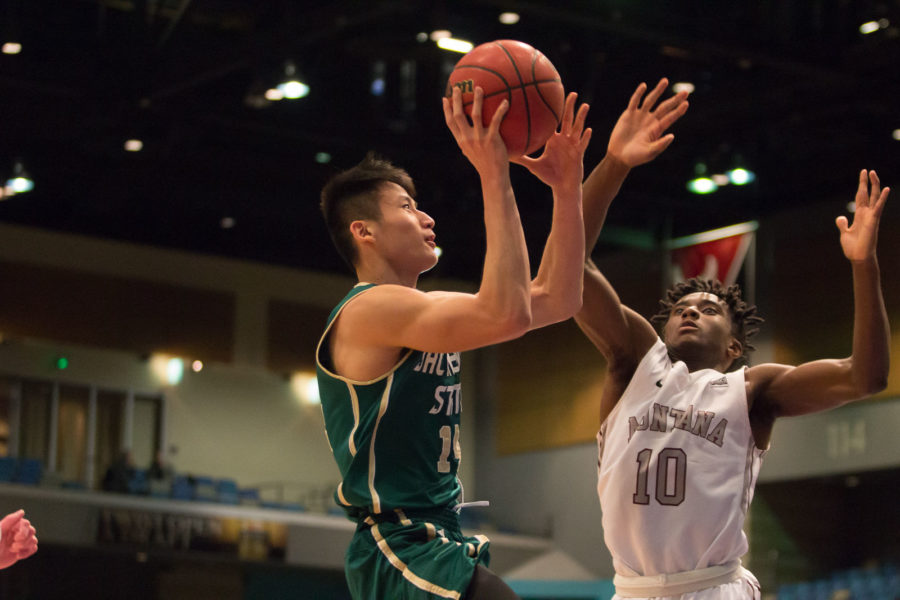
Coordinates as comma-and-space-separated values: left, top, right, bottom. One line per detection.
612, 568, 761, 600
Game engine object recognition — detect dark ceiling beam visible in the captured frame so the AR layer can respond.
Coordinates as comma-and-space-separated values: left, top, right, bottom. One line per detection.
157, 0, 193, 48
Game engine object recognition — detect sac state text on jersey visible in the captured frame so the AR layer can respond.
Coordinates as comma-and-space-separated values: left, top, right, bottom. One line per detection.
430, 383, 461, 416
413, 352, 461, 376
628, 402, 728, 447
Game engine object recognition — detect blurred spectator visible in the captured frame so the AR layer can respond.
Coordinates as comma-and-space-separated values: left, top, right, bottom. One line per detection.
101, 450, 134, 493
147, 450, 174, 482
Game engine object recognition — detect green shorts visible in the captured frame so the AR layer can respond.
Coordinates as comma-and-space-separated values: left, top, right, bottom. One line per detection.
344, 507, 491, 600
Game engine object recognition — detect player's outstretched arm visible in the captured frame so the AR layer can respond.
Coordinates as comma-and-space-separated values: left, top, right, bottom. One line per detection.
583, 78, 689, 254
0, 510, 38, 569
338, 87, 532, 356
575, 80, 688, 370
751, 170, 890, 418
513, 92, 592, 329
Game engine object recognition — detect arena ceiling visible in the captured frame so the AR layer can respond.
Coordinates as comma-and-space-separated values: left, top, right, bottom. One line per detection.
1, 0, 898, 281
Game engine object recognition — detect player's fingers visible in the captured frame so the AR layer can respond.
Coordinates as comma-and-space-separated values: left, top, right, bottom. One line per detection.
835, 215, 849, 233
655, 91, 689, 118
444, 89, 465, 131
0, 510, 24, 532
573, 102, 590, 135
442, 97, 456, 130
486, 98, 508, 136
470, 87, 485, 128
641, 78, 669, 110
868, 170, 881, 201
657, 101, 689, 133
560, 92, 577, 134
509, 154, 533, 167
873, 186, 890, 217
627, 82, 647, 111
649, 134, 675, 157
855, 169, 869, 206
579, 127, 593, 153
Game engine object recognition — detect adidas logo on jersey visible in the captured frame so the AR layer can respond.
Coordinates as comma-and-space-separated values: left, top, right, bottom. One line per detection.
710, 376, 728, 386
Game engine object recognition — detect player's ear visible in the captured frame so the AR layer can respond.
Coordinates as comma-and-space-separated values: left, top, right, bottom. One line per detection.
349, 219, 375, 244
726, 337, 743, 362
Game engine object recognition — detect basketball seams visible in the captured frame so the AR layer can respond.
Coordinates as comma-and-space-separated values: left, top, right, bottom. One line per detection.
530, 53, 563, 124
494, 40, 533, 152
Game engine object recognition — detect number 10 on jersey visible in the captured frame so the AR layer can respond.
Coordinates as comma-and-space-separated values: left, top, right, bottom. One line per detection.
633, 448, 686, 506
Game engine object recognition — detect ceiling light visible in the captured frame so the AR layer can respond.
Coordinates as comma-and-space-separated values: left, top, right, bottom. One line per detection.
712, 173, 730, 186
429, 30, 452, 41
727, 168, 756, 185
220, 216, 235, 229
416, 32, 429, 43
672, 82, 695, 94
315, 152, 332, 164
859, 20, 881, 34
2, 42, 21, 55
191, 360, 203, 372
687, 177, 718, 194
278, 79, 309, 99
267, 60, 310, 101
498, 12, 520, 25
166, 358, 184, 385
437, 38, 473, 53
892, 129, 900, 140
124, 139, 143, 152
5, 161, 34, 194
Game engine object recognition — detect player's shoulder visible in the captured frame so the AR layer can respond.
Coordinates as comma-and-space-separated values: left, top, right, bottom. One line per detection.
336, 284, 439, 330
744, 362, 794, 403
745, 362, 793, 383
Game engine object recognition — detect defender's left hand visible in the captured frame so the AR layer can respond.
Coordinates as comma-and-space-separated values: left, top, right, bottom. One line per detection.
837, 169, 889, 262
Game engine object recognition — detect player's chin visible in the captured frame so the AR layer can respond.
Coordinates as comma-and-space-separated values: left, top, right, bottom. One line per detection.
418, 253, 439, 274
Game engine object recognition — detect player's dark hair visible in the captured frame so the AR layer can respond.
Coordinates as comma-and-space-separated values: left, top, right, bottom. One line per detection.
650, 277, 765, 369
320, 152, 416, 271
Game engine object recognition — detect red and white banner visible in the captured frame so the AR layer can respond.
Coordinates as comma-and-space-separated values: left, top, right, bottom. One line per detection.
668, 222, 757, 286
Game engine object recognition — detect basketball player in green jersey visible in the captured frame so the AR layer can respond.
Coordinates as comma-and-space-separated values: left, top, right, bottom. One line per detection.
317, 86, 591, 600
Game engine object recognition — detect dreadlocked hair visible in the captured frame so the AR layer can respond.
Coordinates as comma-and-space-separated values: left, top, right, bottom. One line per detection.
650, 277, 765, 369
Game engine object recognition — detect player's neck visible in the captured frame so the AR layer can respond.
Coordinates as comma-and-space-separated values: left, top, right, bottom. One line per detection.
669, 348, 730, 373
355, 262, 418, 288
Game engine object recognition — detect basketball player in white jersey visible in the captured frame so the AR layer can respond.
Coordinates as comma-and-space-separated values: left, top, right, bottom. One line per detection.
576, 79, 890, 599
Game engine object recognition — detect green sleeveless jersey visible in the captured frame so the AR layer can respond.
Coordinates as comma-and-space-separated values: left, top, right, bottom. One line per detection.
316, 283, 463, 515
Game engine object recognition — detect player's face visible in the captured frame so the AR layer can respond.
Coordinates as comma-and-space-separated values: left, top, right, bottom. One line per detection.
374, 182, 438, 274
663, 292, 738, 362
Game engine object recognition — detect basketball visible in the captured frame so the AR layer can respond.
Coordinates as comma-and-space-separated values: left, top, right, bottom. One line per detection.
445, 39, 565, 156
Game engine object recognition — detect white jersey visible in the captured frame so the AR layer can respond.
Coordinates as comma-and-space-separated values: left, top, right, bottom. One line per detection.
597, 337, 766, 581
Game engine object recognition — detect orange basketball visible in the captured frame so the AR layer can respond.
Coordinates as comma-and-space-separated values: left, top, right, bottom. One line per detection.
445, 39, 565, 156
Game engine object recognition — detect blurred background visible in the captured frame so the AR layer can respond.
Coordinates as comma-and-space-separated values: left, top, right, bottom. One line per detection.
0, 1, 898, 599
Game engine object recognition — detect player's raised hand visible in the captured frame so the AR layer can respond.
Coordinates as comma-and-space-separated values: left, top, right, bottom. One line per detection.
442, 85, 510, 176
836, 169, 889, 263
0, 510, 38, 569
607, 78, 689, 168
512, 92, 592, 191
